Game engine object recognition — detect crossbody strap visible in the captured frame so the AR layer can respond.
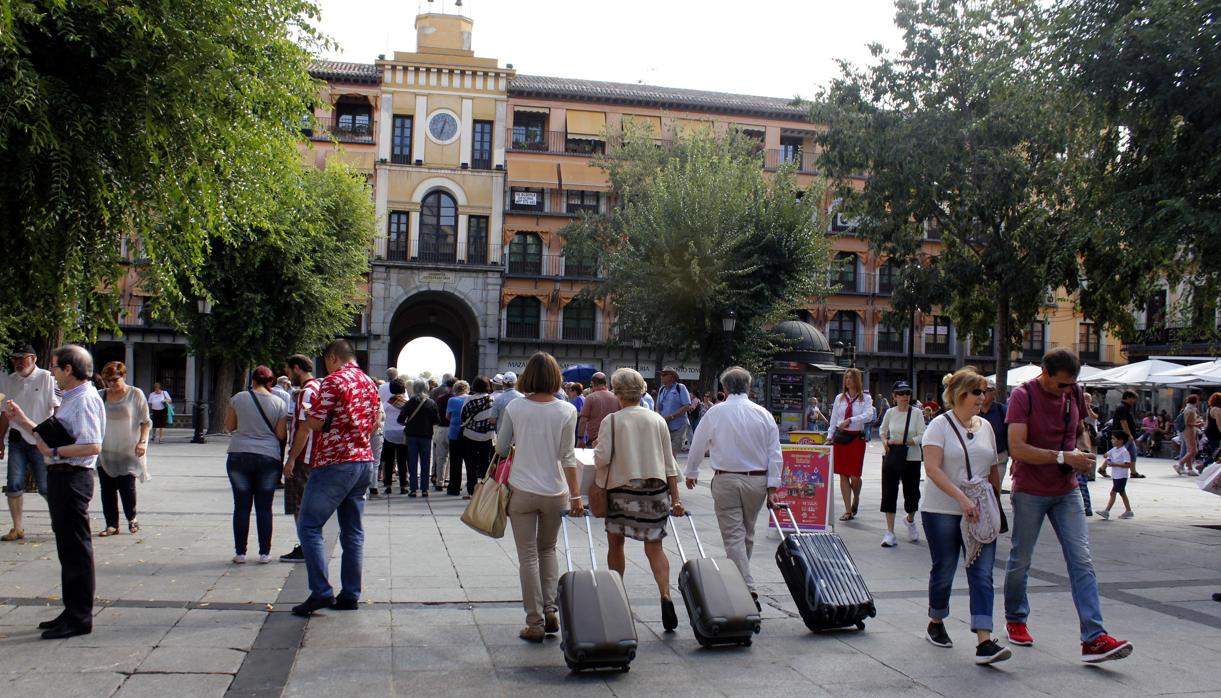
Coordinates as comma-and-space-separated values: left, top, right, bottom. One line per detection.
945, 414, 974, 480
597, 413, 615, 489
247, 389, 277, 437
899, 407, 912, 444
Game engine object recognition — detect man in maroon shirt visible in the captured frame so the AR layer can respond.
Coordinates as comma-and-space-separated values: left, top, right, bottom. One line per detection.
576, 372, 619, 447
1004, 347, 1132, 663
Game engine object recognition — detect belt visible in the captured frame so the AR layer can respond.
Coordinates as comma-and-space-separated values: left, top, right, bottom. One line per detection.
713, 469, 768, 476
47, 462, 86, 473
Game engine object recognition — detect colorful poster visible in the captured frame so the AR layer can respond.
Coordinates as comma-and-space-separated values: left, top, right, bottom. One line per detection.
770, 444, 834, 532
787, 430, 826, 445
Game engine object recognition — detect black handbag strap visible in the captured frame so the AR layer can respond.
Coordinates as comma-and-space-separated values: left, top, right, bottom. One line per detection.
898, 407, 912, 444
247, 389, 277, 437
945, 413, 974, 480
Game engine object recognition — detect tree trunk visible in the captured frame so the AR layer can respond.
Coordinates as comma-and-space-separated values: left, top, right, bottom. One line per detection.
698, 336, 720, 397
995, 294, 1011, 397
209, 359, 239, 434
34, 327, 65, 368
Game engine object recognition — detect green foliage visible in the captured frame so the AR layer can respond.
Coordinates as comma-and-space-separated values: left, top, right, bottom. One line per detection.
814, 0, 1103, 378
0, 0, 326, 352
1056, 0, 1221, 340
562, 129, 834, 382
178, 162, 375, 368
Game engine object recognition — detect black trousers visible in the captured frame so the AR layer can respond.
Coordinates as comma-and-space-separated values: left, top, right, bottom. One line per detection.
880, 460, 921, 515
460, 438, 493, 495
447, 439, 464, 495
48, 467, 95, 627
381, 440, 407, 490
97, 469, 137, 529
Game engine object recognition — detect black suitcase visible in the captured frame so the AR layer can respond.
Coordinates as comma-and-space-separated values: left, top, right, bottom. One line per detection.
770, 504, 876, 632
671, 514, 762, 647
558, 512, 638, 672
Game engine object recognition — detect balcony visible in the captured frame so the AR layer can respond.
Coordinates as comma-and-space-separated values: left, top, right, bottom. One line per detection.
504, 253, 604, 279
303, 116, 375, 145
381, 238, 503, 267
508, 130, 608, 156
501, 319, 611, 343
762, 149, 819, 174
1077, 344, 1100, 362
877, 336, 906, 353
118, 303, 173, 330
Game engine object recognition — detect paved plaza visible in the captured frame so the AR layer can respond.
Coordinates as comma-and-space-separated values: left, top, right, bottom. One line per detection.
0, 431, 1218, 697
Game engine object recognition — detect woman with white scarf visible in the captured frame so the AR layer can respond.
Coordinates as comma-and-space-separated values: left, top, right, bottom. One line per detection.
920, 367, 1009, 665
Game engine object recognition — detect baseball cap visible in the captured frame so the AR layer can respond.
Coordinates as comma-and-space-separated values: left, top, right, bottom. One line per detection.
10, 344, 35, 358
891, 380, 912, 393
502, 371, 517, 383
493, 374, 504, 385
985, 377, 997, 389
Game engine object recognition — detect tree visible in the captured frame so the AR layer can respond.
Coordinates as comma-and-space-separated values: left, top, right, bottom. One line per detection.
0, 0, 326, 355
174, 162, 374, 424
1056, 0, 1221, 343
813, 0, 1101, 389
562, 130, 834, 393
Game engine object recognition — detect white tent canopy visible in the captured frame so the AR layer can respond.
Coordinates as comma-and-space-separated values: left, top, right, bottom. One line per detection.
1152, 359, 1221, 378
1082, 359, 1195, 387
986, 364, 1042, 388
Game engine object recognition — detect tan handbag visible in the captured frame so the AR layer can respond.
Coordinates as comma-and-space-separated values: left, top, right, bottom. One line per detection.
588, 414, 614, 517
461, 450, 512, 538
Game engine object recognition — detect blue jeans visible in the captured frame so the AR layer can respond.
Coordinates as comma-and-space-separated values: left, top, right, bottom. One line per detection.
1076, 473, 1092, 513
6, 433, 47, 497
922, 511, 997, 632
226, 452, 280, 556
1004, 491, 1107, 642
406, 436, 431, 492
297, 461, 372, 601
1125, 441, 1137, 471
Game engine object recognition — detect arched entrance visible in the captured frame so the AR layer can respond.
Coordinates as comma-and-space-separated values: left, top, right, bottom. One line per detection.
388, 291, 481, 379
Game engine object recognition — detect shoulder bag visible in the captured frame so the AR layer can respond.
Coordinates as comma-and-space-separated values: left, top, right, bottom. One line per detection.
461, 448, 512, 538
588, 413, 615, 517
945, 415, 1002, 567
881, 408, 912, 474
831, 394, 861, 445
248, 389, 285, 457
397, 396, 427, 427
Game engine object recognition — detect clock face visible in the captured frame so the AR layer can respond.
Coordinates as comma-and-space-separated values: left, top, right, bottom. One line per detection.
428, 112, 459, 143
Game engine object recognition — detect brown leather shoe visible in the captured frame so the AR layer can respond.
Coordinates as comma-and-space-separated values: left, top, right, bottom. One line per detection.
544, 612, 559, 634
518, 626, 545, 643
1, 528, 24, 542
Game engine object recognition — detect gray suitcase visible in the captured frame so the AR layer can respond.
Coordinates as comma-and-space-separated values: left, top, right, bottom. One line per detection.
558, 512, 637, 672
671, 514, 762, 647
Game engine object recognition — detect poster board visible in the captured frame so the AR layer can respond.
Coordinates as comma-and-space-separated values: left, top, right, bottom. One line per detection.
787, 430, 826, 445
769, 444, 834, 532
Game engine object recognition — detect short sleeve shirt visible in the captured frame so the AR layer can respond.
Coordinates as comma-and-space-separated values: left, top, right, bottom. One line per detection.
291, 378, 322, 466
50, 382, 106, 469
5, 367, 60, 445
1005, 379, 1082, 496
655, 382, 691, 432
1105, 445, 1131, 479
920, 413, 997, 515
307, 363, 379, 468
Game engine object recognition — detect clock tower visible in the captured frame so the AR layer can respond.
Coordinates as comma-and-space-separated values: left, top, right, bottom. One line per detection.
366, 9, 514, 379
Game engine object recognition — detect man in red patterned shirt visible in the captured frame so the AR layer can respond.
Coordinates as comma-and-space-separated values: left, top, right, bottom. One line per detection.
290, 340, 381, 616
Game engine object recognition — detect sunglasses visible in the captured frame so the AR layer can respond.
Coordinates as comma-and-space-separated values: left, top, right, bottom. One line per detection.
1058, 382, 1077, 389
969, 388, 986, 396
895, 390, 912, 396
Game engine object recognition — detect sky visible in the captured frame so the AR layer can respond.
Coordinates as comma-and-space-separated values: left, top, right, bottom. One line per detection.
311, 0, 906, 100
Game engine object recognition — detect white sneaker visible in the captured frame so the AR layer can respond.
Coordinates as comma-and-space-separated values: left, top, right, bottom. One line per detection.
258, 554, 272, 564
232, 554, 246, 564
1098, 510, 1110, 520
905, 517, 920, 543
881, 532, 898, 547
1175, 464, 1186, 475
1119, 511, 1134, 519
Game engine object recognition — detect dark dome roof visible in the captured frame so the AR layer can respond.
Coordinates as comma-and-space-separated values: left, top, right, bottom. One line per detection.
774, 321, 831, 353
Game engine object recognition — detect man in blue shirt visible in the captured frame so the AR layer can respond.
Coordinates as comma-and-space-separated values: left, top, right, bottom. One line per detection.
655, 367, 692, 457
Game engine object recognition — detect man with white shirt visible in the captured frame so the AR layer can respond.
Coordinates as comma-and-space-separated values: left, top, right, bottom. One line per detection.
684, 366, 782, 608
0, 345, 61, 541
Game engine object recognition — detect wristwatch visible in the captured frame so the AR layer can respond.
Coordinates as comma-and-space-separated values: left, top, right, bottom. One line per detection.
1055, 450, 1064, 465
51, 447, 59, 460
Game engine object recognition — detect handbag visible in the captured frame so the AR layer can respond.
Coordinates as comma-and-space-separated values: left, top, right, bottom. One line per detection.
396, 396, 427, 427
945, 415, 1002, 567
33, 416, 75, 449
165, 400, 175, 425
1198, 462, 1221, 497
461, 449, 513, 538
882, 408, 913, 474
831, 393, 862, 445
589, 413, 615, 518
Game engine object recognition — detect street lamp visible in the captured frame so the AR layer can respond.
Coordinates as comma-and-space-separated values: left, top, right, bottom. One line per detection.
834, 340, 857, 368
721, 310, 737, 367
191, 299, 213, 444
632, 337, 642, 371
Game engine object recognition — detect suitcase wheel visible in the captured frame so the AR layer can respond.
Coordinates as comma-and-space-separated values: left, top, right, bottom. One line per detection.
694, 631, 712, 648
620, 664, 631, 673
856, 621, 866, 631
739, 638, 752, 647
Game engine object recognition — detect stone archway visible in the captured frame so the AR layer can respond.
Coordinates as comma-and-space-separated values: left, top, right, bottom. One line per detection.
388, 290, 481, 379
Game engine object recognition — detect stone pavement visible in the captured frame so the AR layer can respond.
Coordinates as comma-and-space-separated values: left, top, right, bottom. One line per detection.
1, 430, 1219, 697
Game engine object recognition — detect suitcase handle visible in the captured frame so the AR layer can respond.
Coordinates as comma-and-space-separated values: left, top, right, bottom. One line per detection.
667, 513, 707, 563
768, 502, 800, 539
561, 510, 598, 572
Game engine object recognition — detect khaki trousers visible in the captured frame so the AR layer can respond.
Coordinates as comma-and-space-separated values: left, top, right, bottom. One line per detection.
710, 472, 768, 592
508, 488, 567, 627
431, 425, 449, 487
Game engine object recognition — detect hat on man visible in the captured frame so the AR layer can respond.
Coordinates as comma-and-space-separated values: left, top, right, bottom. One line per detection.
502, 371, 517, 384
660, 366, 679, 376
10, 344, 36, 358
492, 374, 504, 385
985, 377, 997, 389
892, 380, 912, 393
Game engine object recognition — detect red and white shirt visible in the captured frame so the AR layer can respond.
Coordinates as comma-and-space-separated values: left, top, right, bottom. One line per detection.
307, 362, 379, 468
290, 378, 323, 467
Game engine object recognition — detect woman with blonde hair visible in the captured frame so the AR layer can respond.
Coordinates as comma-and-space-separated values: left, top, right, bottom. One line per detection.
827, 367, 874, 520
495, 352, 582, 642
97, 362, 151, 536
594, 368, 685, 631
920, 367, 1010, 664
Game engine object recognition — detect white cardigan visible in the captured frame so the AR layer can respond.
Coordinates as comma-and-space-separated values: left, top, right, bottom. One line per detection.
879, 406, 926, 461
826, 392, 876, 442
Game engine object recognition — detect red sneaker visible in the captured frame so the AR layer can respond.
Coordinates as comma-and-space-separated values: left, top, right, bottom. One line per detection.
1082, 634, 1133, 663
1006, 622, 1034, 646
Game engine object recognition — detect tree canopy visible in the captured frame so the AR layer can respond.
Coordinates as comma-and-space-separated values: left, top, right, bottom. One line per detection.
562, 129, 834, 389
0, 0, 326, 353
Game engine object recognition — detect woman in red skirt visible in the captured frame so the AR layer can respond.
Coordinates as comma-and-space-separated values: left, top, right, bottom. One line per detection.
828, 368, 875, 520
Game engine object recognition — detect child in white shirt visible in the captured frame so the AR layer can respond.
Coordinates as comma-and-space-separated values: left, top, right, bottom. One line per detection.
1099, 432, 1134, 520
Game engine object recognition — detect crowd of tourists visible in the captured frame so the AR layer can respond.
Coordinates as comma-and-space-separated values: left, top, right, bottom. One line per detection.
13, 340, 1221, 665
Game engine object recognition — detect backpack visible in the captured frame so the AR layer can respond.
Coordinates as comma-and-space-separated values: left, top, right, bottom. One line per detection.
1174, 410, 1186, 433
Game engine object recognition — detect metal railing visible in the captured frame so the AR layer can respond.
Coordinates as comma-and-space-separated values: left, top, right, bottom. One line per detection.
503, 252, 604, 278
381, 238, 503, 266
507, 129, 607, 156
501, 319, 610, 343
762, 149, 819, 174
118, 303, 173, 329
303, 116, 375, 145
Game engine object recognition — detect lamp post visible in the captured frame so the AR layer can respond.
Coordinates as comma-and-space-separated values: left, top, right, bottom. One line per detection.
721, 310, 737, 367
833, 340, 857, 368
191, 299, 213, 444
632, 337, 642, 371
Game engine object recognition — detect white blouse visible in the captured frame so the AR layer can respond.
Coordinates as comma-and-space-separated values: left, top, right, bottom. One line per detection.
826, 392, 876, 442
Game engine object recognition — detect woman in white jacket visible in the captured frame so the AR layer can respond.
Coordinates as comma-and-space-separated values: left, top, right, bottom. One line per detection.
826, 368, 874, 520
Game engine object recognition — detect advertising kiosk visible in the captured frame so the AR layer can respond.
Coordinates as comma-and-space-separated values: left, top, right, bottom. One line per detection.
763, 321, 845, 440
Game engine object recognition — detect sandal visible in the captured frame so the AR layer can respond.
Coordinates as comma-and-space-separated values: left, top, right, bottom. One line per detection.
839, 512, 854, 521
128, 520, 140, 534
99, 527, 119, 537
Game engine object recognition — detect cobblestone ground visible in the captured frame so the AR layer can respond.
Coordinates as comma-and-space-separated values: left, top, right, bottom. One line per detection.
0, 430, 1218, 697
